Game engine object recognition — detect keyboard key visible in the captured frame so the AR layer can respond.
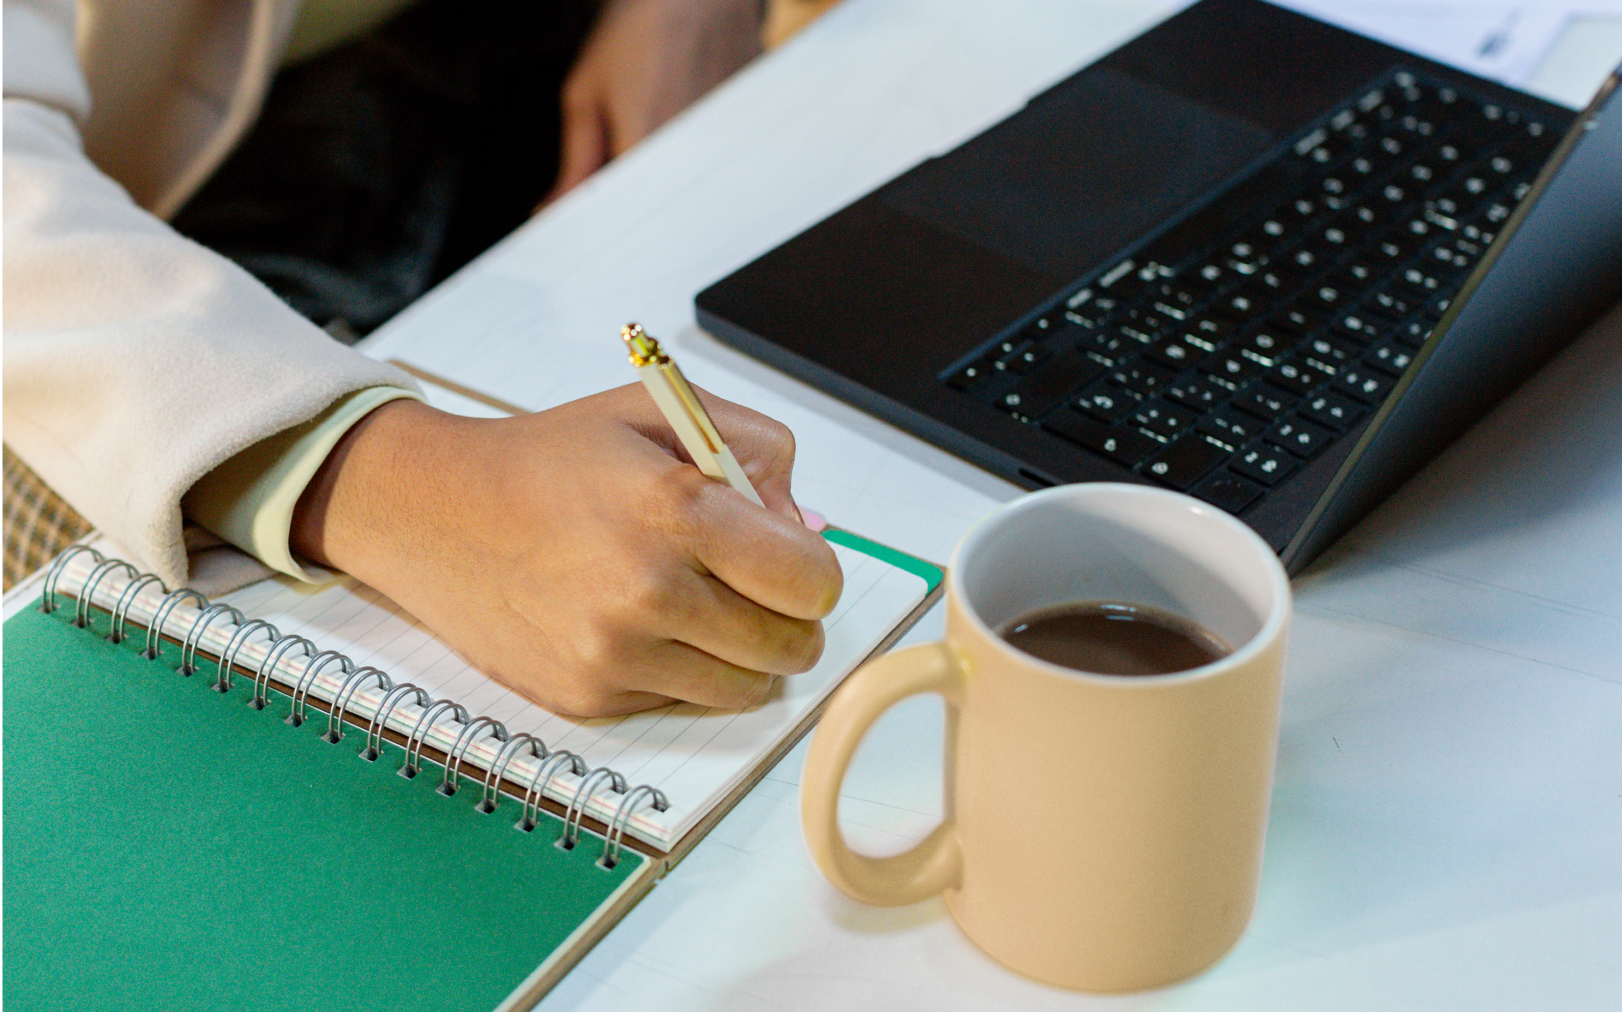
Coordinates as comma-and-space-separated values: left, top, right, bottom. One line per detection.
946, 359, 994, 390
1143, 435, 1229, 490
1236, 327, 1293, 364
1397, 318, 1432, 349
1146, 281, 1201, 313
1372, 223, 1426, 263
1200, 351, 1262, 387
1232, 381, 1295, 422
1343, 200, 1395, 230
1364, 287, 1418, 320
1281, 244, 1325, 273
1265, 416, 1335, 458
1265, 358, 1331, 396
1301, 333, 1358, 371
1190, 314, 1239, 342
1131, 400, 1197, 440
1332, 312, 1385, 344
1192, 471, 1265, 514
1231, 443, 1302, 486
1197, 405, 1267, 449
1073, 380, 1137, 423
1396, 265, 1445, 297
1072, 327, 1139, 365
1118, 305, 1175, 339
1019, 315, 1064, 342
1269, 302, 1327, 334
995, 350, 1105, 417
1112, 321, 1157, 346
1213, 287, 1272, 321
1143, 334, 1208, 370
1065, 302, 1113, 329
1107, 359, 1176, 397
1300, 390, 1367, 431
997, 342, 1046, 374
1165, 375, 1227, 412
1043, 411, 1157, 466
1302, 278, 1353, 311
987, 337, 1024, 360
1365, 342, 1414, 376
1332, 366, 1396, 405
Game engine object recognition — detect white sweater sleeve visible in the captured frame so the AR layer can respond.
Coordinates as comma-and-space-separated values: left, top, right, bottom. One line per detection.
3, 0, 419, 588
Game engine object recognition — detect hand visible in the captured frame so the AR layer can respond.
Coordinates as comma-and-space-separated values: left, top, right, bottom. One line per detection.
548, 0, 764, 201
290, 386, 842, 717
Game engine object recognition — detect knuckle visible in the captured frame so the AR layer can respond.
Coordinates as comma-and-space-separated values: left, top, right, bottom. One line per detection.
760, 416, 795, 458
795, 542, 844, 620
789, 621, 826, 673
762, 618, 823, 675
624, 559, 683, 619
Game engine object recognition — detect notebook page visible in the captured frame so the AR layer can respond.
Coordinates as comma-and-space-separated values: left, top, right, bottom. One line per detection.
42, 539, 929, 850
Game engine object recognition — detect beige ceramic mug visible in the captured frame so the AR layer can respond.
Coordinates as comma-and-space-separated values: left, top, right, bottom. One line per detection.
801, 483, 1290, 992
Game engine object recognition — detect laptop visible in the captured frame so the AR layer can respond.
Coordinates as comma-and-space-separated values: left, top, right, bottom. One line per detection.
695, 0, 1622, 572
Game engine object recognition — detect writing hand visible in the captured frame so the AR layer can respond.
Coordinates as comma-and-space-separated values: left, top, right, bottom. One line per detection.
290, 385, 841, 717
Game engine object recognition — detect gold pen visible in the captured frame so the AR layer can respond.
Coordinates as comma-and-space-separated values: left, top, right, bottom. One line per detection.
622, 323, 767, 507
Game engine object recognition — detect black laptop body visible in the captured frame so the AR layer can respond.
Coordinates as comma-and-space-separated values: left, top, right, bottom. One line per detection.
696, 0, 1622, 571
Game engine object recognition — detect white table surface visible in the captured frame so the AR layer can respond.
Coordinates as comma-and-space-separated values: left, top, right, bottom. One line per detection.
360, 2, 1622, 1008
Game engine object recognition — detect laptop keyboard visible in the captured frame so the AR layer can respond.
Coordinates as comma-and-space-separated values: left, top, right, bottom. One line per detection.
942, 69, 1561, 515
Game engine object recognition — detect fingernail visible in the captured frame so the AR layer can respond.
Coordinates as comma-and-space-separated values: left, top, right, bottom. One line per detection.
799, 508, 827, 532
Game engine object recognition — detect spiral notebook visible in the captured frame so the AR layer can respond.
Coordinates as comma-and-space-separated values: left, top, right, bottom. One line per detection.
2, 533, 941, 1011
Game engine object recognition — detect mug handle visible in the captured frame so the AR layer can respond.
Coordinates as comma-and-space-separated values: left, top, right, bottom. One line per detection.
801, 642, 965, 906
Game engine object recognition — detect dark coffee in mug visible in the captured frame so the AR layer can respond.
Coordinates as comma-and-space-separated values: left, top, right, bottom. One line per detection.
999, 601, 1230, 676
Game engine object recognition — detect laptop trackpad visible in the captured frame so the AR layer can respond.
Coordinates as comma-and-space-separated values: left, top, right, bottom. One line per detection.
880, 65, 1275, 280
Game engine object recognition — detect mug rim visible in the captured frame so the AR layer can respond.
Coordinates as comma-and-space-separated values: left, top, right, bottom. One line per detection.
948, 483, 1291, 686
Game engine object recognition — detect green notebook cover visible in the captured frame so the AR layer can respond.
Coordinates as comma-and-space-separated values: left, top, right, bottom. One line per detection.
3, 603, 651, 1012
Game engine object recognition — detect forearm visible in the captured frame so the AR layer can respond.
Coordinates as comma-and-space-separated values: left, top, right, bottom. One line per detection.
3, 98, 418, 586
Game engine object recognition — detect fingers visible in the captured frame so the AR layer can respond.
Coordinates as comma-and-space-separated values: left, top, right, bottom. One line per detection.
654, 566, 827, 675
690, 387, 803, 523
535, 633, 781, 718
613, 381, 842, 617
687, 480, 843, 620
634, 641, 778, 709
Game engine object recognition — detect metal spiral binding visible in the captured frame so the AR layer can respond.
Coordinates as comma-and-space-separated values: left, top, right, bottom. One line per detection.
253, 635, 315, 710
179, 604, 246, 676
110, 573, 165, 644
561, 767, 628, 851
479, 734, 546, 814
41, 545, 102, 614
215, 620, 280, 693
76, 559, 137, 630
520, 750, 585, 833
145, 589, 207, 660
401, 699, 470, 779
362, 683, 430, 762
438, 716, 509, 797
288, 651, 351, 727
325, 666, 391, 743
600, 785, 669, 869
39, 547, 670, 859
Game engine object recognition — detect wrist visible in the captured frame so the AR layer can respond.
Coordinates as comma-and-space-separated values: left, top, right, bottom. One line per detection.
289, 397, 448, 577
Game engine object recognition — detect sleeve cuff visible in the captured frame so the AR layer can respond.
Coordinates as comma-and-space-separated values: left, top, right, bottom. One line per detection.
183, 386, 424, 582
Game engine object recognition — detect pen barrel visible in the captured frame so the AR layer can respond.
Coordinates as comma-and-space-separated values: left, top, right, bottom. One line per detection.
632, 362, 766, 507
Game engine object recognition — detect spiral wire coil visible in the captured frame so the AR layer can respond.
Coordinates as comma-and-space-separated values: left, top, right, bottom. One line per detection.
39, 548, 667, 868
